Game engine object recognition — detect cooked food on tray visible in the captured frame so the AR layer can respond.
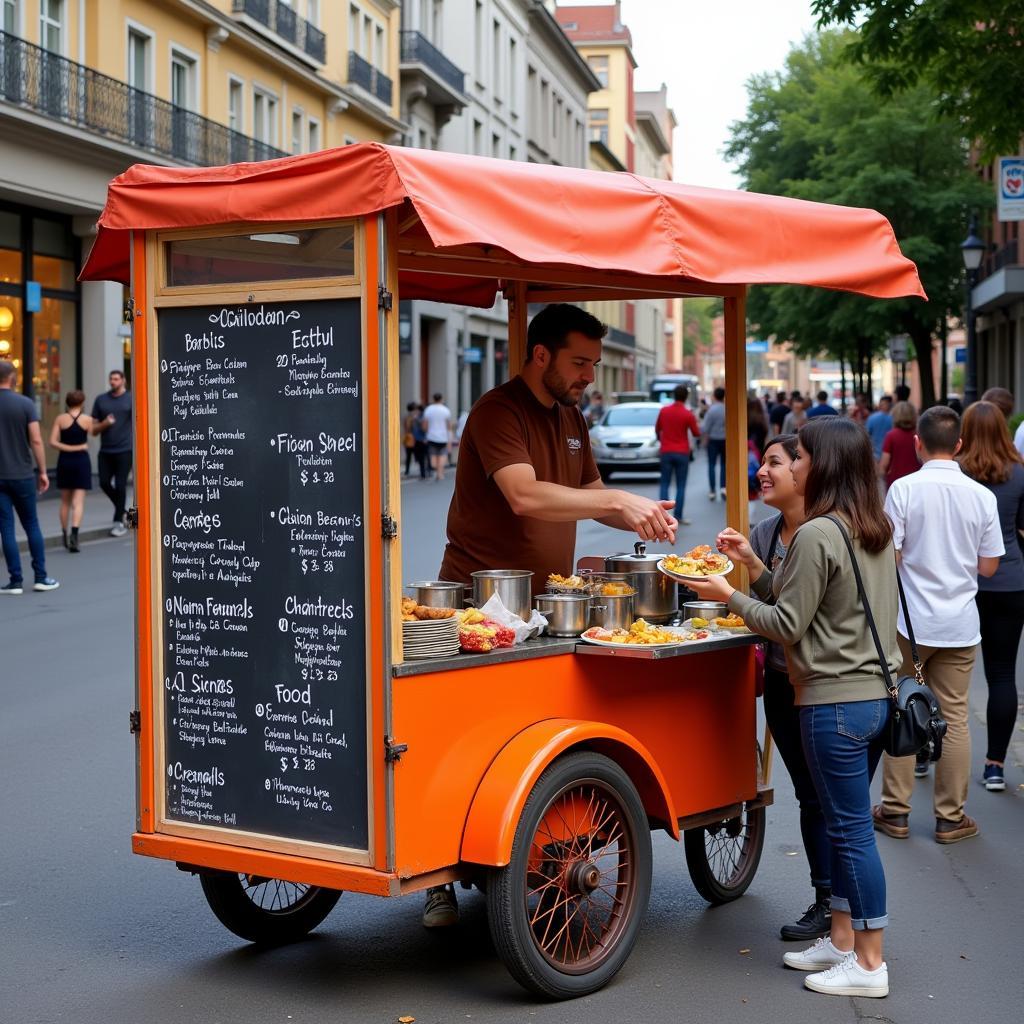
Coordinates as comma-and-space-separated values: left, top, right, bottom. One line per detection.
599, 580, 635, 596
583, 618, 682, 646
400, 595, 457, 622
662, 545, 731, 577
713, 613, 746, 629
547, 573, 590, 590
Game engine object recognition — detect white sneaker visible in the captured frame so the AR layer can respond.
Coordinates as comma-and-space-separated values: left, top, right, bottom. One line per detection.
804, 954, 889, 997
783, 936, 852, 971
110, 523, 127, 538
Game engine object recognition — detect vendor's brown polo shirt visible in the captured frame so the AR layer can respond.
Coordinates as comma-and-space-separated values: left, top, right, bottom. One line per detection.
439, 375, 600, 591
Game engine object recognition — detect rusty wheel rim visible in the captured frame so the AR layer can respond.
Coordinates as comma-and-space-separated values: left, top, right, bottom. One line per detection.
524, 779, 637, 975
702, 813, 754, 887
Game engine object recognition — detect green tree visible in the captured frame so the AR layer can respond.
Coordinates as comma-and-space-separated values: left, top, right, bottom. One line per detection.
681, 297, 722, 359
812, 1, 1024, 159
726, 31, 989, 407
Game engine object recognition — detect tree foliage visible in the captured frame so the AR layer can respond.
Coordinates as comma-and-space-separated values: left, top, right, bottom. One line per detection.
725, 31, 989, 406
812, 1, 1024, 159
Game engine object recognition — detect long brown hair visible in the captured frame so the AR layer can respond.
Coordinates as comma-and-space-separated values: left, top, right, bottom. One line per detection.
799, 418, 892, 553
959, 400, 1022, 484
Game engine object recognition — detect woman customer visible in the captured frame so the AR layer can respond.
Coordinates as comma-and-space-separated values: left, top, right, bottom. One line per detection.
688, 418, 897, 998
48, 390, 93, 552
878, 400, 918, 489
958, 400, 1024, 792
745, 434, 832, 941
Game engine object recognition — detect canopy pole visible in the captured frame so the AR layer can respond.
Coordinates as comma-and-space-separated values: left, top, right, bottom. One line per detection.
507, 281, 528, 369
723, 290, 749, 589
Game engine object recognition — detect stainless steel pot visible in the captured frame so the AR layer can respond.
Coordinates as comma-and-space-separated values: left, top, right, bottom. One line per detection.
589, 592, 635, 631
406, 581, 466, 608
534, 593, 592, 636
470, 569, 534, 621
682, 600, 728, 622
604, 542, 677, 624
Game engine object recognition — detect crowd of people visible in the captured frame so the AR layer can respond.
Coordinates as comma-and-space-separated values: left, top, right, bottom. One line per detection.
0, 363, 134, 594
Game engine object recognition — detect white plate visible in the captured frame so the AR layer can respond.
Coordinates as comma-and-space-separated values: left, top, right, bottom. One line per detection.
579, 626, 707, 649
656, 556, 734, 583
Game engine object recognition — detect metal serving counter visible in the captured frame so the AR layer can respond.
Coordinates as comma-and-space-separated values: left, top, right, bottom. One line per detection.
393, 632, 760, 677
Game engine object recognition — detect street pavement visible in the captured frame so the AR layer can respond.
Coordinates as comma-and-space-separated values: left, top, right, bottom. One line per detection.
2, 453, 1023, 1024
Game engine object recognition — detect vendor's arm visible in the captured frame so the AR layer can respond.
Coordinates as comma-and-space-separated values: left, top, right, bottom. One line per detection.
492, 464, 675, 541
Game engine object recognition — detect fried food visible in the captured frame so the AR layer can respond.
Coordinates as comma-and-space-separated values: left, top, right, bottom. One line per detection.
587, 618, 682, 645
547, 573, 590, 590
401, 613, 418, 622
600, 581, 635, 596
459, 607, 486, 625
663, 544, 731, 577
713, 613, 746, 628
458, 618, 515, 652
691, 616, 709, 628
401, 596, 417, 614
413, 604, 456, 620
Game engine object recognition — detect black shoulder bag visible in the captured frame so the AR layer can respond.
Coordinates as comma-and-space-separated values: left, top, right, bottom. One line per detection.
823, 515, 948, 759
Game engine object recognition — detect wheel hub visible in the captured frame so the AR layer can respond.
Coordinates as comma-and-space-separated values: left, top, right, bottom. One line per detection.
566, 860, 601, 895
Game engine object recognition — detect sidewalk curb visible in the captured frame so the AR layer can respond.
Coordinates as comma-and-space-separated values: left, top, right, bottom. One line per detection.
17, 526, 116, 554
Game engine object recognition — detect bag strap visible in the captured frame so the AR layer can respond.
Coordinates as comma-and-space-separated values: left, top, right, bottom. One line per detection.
821, 514, 920, 700
895, 568, 922, 673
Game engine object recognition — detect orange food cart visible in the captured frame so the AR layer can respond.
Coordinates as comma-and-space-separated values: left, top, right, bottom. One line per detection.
81, 144, 923, 999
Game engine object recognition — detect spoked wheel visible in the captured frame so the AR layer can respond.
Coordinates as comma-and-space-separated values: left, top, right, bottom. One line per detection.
199, 870, 341, 945
486, 751, 652, 1000
683, 801, 766, 904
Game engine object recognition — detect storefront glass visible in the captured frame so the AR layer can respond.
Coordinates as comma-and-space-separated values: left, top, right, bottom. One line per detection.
33, 296, 77, 453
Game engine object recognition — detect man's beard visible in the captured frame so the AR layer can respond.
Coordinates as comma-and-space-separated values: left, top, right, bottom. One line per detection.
542, 365, 581, 407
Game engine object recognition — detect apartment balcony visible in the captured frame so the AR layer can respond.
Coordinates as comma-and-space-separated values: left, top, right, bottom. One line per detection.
606, 327, 636, 350
348, 50, 392, 107
232, 0, 326, 65
973, 237, 1024, 315
399, 30, 466, 114
0, 31, 287, 166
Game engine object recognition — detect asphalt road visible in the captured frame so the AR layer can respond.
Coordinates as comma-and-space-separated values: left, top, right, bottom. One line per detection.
3, 457, 1023, 1024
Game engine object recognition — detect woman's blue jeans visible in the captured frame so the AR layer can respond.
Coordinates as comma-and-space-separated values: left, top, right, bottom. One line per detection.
800, 699, 889, 930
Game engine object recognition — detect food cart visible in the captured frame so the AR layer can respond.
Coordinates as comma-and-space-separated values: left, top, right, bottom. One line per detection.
80, 144, 923, 999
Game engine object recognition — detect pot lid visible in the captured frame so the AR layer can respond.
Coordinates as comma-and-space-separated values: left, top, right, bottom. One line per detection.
605, 542, 663, 567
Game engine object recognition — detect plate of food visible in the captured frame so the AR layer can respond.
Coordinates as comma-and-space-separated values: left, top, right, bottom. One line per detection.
683, 612, 750, 633
580, 618, 710, 648
657, 545, 733, 582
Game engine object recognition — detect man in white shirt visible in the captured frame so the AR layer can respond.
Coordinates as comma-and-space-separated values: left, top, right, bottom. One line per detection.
421, 392, 453, 482
874, 406, 1002, 845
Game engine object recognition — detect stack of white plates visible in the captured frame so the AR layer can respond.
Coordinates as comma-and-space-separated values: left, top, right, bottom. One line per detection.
402, 615, 460, 660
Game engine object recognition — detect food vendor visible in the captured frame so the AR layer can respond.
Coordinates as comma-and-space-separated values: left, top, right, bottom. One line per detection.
422, 303, 678, 928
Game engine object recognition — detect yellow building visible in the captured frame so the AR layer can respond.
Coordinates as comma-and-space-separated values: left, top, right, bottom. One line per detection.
1, 0, 403, 459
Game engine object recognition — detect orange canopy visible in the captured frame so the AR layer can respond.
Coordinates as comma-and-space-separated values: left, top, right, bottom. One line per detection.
80, 142, 925, 304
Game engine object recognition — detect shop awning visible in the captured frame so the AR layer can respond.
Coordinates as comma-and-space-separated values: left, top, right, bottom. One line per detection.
80, 142, 926, 304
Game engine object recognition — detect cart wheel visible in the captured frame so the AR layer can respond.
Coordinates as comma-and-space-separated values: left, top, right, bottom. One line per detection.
683, 800, 765, 904
486, 751, 652, 1000
199, 871, 341, 945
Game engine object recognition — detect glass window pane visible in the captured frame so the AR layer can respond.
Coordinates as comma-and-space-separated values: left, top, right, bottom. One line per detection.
166, 225, 356, 287
0, 246, 22, 284
33, 217, 73, 258
32, 253, 75, 290
0, 211, 20, 251
33, 295, 77, 469
0, 296, 21, 368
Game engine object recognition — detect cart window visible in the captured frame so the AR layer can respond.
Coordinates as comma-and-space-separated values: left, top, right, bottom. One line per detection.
165, 225, 356, 287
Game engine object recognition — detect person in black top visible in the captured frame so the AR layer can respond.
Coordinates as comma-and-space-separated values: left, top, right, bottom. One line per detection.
48, 389, 93, 552
769, 391, 790, 437
91, 369, 133, 537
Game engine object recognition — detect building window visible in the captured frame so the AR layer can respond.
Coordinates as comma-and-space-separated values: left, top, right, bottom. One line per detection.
3, 0, 19, 35
39, 0, 62, 53
492, 18, 501, 102
588, 108, 609, 146
588, 54, 609, 88
349, 4, 359, 53
307, 116, 320, 151
375, 23, 384, 71
253, 87, 278, 146
492, 132, 500, 158
474, 1, 483, 84
228, 77, 244, 133
127, 27, 150, 92
306, 0, 320, 26
291, 108, 303, 153
473, 119, 482, 155
170, 50, 197, 110
508, 36, 516, 110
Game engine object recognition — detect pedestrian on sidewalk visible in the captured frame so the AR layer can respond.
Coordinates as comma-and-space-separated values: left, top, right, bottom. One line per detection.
655, 384, 700, 525
805, 390, 838, 418
874, 405, 1002, 846
421, 392, 452, 482
703, 386, 726, 499
689, 418, 898, 998
865, 395, 892, 460
781, 395, 807, 435
741, 433, 833, 942
958, 400, 1024, 793
0, 360, 59, 593
91, 369, 133, 536
48, 390, 93, 553
878, 401, 918, 491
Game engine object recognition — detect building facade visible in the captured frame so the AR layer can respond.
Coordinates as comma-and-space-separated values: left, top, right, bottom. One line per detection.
1, 0, 403, 464
397, 0, 596, 418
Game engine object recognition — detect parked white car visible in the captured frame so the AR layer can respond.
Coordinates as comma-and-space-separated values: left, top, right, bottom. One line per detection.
589, 402, 662, 480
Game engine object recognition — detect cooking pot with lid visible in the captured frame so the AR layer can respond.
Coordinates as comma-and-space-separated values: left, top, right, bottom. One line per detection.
603, 542, 677, 624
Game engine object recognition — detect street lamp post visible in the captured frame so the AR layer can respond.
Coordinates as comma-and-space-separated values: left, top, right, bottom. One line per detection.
961, 214, 985, 406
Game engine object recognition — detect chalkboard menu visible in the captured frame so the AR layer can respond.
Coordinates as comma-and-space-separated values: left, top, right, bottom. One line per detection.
156, 299, 368, 851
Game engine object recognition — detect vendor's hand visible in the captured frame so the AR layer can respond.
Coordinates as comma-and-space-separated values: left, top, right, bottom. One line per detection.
619, 494, 677, 544
686, 572, 734, 603
716, 527, 755, 567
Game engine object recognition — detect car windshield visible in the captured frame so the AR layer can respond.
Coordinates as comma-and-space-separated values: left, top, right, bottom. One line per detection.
602, 406, 659, 427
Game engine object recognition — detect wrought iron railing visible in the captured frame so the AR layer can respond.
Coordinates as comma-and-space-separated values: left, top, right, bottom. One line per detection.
232, 0, 325, 63
0, 31, 287, 165
400, 31, 465, 94
348, 50, 393, 106
606, 327, 636, 350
